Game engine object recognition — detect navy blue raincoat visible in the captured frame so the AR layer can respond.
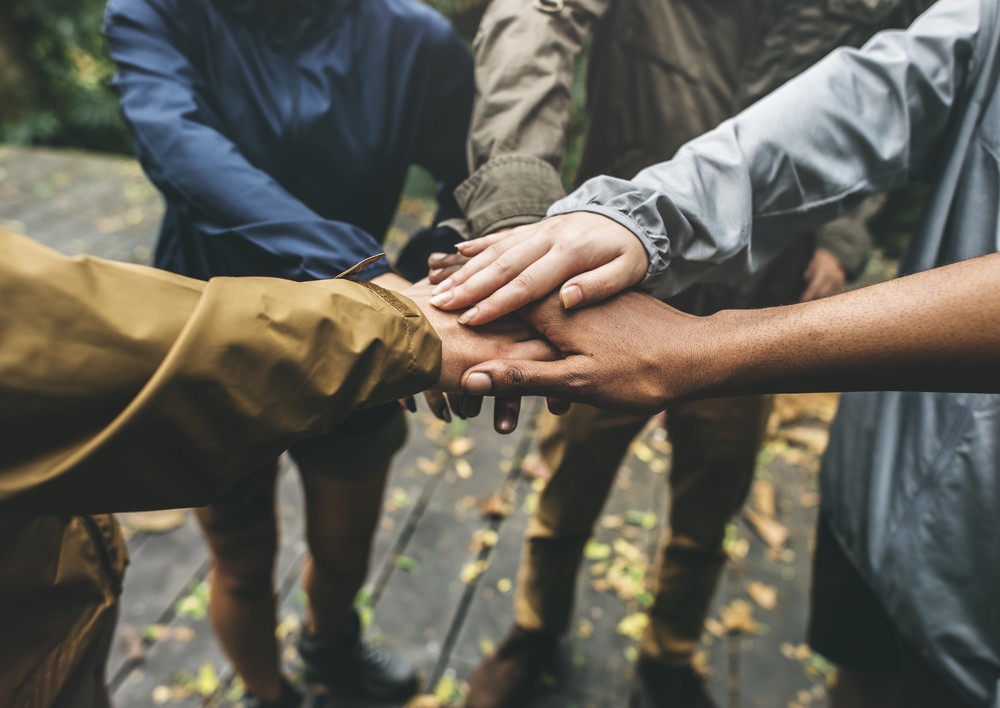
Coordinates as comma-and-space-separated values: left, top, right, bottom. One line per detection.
105, 0, 473, 284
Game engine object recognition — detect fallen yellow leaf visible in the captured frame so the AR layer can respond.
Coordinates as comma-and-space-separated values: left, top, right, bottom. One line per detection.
747, 581, 778, 611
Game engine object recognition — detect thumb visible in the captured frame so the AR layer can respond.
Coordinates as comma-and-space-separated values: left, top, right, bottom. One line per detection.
560, 258, 641, 309
462, 358, 577, 398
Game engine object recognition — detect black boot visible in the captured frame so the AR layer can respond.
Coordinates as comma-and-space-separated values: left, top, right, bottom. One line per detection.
637, 656, 719, 708
244, 678, 303, 708
297, 611, 420, 701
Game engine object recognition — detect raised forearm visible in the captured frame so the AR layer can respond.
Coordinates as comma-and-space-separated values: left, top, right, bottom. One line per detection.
703, 253, 1000, 398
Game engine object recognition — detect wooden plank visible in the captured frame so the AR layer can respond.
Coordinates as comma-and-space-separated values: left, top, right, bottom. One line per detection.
113, 459, 305, 707
16, 169, 158, 258
355, 400, 536, 702
0, 149, 126, 229
208, 412, 454, 705
448, 414, 668, 708
107, 513, 210, 685
732, 457, 826, 708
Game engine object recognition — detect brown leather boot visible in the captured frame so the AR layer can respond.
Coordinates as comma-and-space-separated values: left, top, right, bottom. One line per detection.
466, 625, 558, 708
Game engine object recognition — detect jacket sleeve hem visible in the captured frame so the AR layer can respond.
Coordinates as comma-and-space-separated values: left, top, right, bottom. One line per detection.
455, 155, 566, 238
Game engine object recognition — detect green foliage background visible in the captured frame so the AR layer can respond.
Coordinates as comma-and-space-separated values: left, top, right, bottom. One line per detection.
0, 0, 590, 188
0, 0, 128, 150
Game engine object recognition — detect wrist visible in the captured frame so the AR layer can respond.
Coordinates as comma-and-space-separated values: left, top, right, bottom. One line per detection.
370, 272, 411, 292
685, 308, 772, 401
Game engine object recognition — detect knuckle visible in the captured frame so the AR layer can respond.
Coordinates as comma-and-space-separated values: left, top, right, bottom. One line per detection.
502, 365, 529, 391
512, 270, 536, 292
484, 242, 507, 262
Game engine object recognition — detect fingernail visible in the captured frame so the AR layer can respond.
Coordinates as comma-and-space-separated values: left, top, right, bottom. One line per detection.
429, 291, 452, 307
440, 406, 452, 423
457, 307, 479, 325
560, 284, 583, 309
429, 253, 447, 264
405, 398, 417, 412
465, 372, 493, 395
431, 278, 454, 295
429, 268, 442, 279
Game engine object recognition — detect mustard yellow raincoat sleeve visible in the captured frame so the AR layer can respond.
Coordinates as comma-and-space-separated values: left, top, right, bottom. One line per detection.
0, 229, 441, 514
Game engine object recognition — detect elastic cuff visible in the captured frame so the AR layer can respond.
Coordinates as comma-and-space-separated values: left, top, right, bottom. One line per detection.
455, 155, 566, 238
545, 202, 665, 281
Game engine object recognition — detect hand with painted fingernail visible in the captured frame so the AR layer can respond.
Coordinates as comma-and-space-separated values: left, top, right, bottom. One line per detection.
427, 212, 649, 326
427, 251, 470, 285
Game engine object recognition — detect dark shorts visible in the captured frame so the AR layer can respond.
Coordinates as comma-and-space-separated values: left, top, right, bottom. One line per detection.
288, 402, 407, 476
808, 513, 980, 707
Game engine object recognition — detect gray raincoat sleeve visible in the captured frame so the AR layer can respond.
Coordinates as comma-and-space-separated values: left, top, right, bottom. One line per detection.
548, 0, 986, 297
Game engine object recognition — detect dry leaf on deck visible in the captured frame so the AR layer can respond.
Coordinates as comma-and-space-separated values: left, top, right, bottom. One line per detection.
721, 599, 758, 634
751, 480, 777, 518
747, 581, 778, 611
616, 612, 650, 640
601, 514, 624, 530
479, 493, 512, 519
448, 437, 475, 456
704, 618, 726, 639
417, 457, 439, 476
780, 426, 830, 454
520, 453, 552, 482
744, 509, 790, 550
468, 529, 499, 552
455, 459, 473, 479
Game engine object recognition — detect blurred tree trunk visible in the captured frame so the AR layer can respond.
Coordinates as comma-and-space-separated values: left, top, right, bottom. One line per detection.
0, 5, 44, 124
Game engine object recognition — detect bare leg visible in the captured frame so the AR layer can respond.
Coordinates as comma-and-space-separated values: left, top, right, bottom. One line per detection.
195, 465, 281, 700
300, 464, 390, 636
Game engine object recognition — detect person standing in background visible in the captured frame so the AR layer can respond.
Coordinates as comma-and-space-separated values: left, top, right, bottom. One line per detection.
105, 0, 472, 704
432, 1, 932, 706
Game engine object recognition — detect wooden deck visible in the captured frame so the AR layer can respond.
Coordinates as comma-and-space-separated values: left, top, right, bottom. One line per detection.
1, 146, 835, 708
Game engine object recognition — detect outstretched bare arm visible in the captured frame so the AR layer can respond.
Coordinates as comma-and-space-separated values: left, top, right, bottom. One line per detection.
462, 253, 1000, 413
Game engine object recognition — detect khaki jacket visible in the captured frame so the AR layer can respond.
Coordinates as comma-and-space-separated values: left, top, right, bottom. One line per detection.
457, 0, 932, 303
0, 229, 440, 706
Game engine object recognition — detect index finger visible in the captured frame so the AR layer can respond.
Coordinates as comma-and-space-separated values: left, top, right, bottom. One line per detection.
455, 252, 569, 325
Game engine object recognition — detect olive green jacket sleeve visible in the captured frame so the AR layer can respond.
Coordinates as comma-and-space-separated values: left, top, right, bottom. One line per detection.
0, 229, 441, 514
455, 0, 609, 238
816, 208, 875, 282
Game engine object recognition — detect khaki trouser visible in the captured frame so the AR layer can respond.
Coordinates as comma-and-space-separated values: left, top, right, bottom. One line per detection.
516, 397, 770, 666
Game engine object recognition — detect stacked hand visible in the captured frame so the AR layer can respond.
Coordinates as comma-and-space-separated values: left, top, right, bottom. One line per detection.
455, 290, 714, 415
426, 212, 648, 324
398, 281, 559, 432
420, 212, 649, 421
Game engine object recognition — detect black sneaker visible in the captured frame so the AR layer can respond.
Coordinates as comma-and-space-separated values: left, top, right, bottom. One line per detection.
244, 678, 303, 708
297, 611, 420, 702
637, 656, 718, 708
